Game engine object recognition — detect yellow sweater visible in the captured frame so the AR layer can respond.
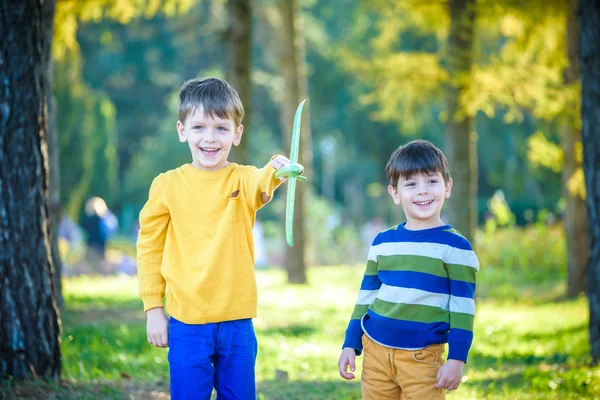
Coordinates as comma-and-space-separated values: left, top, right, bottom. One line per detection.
137, 161, 281, 324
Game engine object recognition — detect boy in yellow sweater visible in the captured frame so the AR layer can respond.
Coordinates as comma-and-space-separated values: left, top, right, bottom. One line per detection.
137, 77, 298, 399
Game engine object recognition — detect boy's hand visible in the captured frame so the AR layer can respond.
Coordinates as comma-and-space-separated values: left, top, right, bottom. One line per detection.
270, 155, 304, 183
435, 359, 464, 391
146, 307, 169, 348
338, 347, 357, 380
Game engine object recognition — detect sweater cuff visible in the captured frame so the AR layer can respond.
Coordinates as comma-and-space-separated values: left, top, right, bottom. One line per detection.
342, 334, 364, 356
143, 295, 164, 312
447, 345, 469, 363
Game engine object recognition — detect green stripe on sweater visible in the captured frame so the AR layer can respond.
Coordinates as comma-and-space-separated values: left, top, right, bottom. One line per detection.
365, 260, 378, 275
371, 300, 449, 324
446, 263, 477, 283
371, 299, 474, 330
378, 254, 446, 277
450, 311, 475, 331
351, 304, 370, 320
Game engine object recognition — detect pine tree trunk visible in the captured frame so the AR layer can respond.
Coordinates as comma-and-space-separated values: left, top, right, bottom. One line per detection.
580, 0, 600, 364
564, 0, 588, 298
278, 0, 313, 284
226, 0, 252, 165
444, 0, 477, 243
43, 0, 63, 308
0, 0, 62, 380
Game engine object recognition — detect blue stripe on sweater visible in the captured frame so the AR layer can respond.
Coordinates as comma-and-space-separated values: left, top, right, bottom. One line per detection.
364, 311, 449, 348
360, 275, 382, 290
373, 223, 472, 250
448, 328, 474, 362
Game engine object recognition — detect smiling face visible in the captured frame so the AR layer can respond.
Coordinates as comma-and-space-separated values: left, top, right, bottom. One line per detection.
388, 171, 453, 230
176, 106, 243, 171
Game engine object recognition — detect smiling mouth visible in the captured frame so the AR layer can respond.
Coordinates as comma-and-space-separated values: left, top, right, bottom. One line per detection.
414, 200, 434, 206
200, 147, 220, 155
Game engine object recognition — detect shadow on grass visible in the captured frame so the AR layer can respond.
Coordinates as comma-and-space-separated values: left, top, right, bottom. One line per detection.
470, 370, 527, 393
61, 297, 144, 327
257, 379, 361, 400
520, 323, 587, 340
2, 378, 360, 400
0, 379, 169, 400
470, 349, 579, 368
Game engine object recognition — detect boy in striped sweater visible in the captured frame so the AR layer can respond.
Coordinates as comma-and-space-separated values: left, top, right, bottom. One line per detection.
338, 140, 479, 399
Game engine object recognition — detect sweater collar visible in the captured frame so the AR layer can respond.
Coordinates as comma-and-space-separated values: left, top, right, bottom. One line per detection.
181, 162, 237, 179
397, 221, 451, 235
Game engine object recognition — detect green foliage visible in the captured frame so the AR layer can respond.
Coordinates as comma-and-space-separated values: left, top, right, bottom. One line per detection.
54, 0, 577, 234
53, 0, 195, 60
476, 222, 567, 300
55, 52, 119, 220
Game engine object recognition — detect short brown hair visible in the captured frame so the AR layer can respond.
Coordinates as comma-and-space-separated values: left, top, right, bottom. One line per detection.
385, 140, 450, 187
178, 77, 244, 125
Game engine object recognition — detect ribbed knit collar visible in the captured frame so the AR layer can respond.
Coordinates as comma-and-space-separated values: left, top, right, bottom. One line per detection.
181, 162, 238, 179
397, 222, 451, 236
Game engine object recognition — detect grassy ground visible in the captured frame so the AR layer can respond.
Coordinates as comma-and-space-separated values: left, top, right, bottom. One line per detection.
3, 225, 599, 399
4, 264, 597, 400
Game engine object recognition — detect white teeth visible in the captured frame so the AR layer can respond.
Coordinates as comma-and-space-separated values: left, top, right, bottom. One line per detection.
415, 200, 433, 205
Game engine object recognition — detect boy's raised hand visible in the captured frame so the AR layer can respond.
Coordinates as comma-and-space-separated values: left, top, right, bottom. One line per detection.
146, 307, 169, 348
270, 155, 304, 183
338, 347, 357, 380
435, 359, 464, 391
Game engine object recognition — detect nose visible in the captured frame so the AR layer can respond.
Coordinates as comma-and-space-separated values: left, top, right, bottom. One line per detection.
204, 128, 218, 142
417, 184, 428, 195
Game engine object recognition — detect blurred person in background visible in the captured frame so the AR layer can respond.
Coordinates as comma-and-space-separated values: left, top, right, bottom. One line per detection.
83, 196, 118, 264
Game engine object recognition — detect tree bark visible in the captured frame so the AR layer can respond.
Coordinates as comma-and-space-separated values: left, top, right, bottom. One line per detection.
226, 0, 252, 165
278, 0, 313, 284
580, 0, 600, 364
563, 0, 588, 298
43, 0, 63, 308
0, 0, 62, 380
444, 0, 477, 243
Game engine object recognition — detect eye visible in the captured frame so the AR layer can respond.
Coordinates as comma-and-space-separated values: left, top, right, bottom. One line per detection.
428, 179, 438, 184
193, 125, 204, 130
217, 126, 229, 132
405, 182, 416, 187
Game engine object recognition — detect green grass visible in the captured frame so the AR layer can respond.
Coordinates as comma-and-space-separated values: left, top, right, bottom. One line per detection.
4, 224, 600, 399
5, 265, 596, 399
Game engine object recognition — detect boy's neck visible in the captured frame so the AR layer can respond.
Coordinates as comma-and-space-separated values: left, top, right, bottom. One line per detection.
404, 218, 446, 231
190, 160, 231, 171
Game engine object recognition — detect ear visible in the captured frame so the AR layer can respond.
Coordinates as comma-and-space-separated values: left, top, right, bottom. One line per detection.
444, 177, 453, 199
232, 124, 244, 146
177, 120, 187, 143
388, 184, 401, 206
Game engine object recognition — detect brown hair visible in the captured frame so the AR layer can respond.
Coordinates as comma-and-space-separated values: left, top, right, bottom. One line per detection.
178, 77, 244, 125
385, 139, 450, 187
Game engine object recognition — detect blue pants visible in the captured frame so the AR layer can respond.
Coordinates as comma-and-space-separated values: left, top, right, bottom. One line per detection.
168, 317, 258, 400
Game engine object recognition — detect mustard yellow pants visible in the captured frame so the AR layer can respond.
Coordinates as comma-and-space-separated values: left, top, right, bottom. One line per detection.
361, 335, 446, 400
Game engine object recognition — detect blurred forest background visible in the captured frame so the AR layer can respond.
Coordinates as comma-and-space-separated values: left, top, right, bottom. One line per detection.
54, 0, 583, 271
2, 0, 600, 399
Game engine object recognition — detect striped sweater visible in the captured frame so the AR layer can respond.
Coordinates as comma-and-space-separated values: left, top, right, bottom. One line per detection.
343, 222, 479, 362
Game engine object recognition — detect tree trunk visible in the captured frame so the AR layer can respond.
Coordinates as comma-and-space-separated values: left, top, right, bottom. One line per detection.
43, 0, 63, 308
563, 0, 588, 298
226, 0, 252, 165
580, 0, 600, 364
444, 0, 477, 243
278, 0, 313, 284
0, 0, 62, 380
